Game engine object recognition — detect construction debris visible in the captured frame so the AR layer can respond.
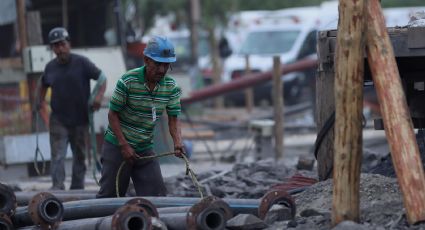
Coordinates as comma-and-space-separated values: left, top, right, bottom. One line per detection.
164, 158, 314, 198
226, 214, 268, 230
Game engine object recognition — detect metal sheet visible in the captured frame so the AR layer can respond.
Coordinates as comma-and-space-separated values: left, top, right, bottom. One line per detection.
1, 132, 72, 165
408, 27, 425, 49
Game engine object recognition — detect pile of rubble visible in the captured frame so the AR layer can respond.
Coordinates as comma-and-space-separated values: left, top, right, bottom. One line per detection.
164, 159, 313, 198
267, 173, 411, 230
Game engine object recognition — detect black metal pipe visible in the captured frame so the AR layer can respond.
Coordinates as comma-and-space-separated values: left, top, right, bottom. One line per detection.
55, 196, 257, 220
160, 206, 226, 230
13, 189, 293, 227
12, 192, 64, 228
0, 183, 17, 216
18, 204, 151, 230
16, 192, 96, 206
158, 206, 191, 214
159, 212, 189, 230
147, 196, 259, 216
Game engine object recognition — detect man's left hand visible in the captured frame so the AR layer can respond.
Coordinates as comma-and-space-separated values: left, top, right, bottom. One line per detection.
174, 145, 186, 158
90, 100, 102, 111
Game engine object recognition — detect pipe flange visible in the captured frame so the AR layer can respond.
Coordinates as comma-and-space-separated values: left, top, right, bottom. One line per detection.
0, 213, 13, 230
28, 192, 63, 229
210, 198, 233, 221
125, 198, 158, 217
111, 204, 152, 230
258, 189, 296, 220
0, 183, 17, 216
187, 196, 227, 230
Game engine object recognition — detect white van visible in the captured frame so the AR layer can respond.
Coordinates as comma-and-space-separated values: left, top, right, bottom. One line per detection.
222, 10, 319, 105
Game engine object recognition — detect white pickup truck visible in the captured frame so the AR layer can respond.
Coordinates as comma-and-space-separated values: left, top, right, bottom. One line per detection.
222, 20, 318, 106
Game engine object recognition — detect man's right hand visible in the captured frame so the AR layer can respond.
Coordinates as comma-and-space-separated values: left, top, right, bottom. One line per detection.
120, 143, 137, 165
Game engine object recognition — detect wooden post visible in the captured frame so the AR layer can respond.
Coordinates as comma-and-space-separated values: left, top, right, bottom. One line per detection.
209, 28, 224, 109
16, 0, 27, 50
332, 0, 366, 226
316, 31, 335, 181
244, 55, 254, 112
62, 0, 68, 29
25, 10, 45, 132
366, 0, 425, 224
189, 0, 200, 66
272, 56, 284, 159
26, 11, 43, 45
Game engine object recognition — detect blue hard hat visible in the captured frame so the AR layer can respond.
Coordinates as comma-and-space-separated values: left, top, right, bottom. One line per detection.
143, 36, 176, 63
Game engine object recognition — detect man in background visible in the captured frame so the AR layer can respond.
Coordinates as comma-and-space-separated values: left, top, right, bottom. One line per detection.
38, 27, 107, 190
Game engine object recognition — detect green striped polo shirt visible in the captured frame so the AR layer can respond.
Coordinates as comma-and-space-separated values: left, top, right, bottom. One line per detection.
104, 66, 182, 151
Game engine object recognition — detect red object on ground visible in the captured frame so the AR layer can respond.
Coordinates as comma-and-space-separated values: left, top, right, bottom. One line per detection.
270, 173, 318, 191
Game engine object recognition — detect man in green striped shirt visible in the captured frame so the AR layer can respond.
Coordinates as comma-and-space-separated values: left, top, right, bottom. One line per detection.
97, 36, 185, 197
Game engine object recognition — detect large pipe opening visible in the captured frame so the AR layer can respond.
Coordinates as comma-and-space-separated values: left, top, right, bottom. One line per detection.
124, 213, 146, 230
198, 209, 225, 230
41, 199, 62, 222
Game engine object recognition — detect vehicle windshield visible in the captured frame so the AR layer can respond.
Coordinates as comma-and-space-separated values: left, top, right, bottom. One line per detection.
239, 30, 300, 55
170, 36, 210, 59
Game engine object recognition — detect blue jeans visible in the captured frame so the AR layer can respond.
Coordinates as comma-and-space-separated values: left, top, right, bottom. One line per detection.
49, 115, 88, 190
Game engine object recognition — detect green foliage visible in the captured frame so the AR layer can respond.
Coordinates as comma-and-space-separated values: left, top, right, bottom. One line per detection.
381, 0, 425, 7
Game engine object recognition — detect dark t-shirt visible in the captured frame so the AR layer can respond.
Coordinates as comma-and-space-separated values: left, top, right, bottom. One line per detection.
42, 53, 101, 126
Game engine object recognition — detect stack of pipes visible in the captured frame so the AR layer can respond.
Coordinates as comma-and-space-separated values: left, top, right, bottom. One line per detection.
0, 183, 295, 230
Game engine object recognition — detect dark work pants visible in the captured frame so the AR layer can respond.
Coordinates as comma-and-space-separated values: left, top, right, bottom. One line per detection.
96, 141, 167, 198
49, 115, 88, 190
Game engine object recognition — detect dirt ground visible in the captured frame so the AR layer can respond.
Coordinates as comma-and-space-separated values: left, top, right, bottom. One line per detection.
5, 106, 425, 230
277, 173, 413, 230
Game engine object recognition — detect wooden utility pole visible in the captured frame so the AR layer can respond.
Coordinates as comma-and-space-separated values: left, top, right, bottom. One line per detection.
25, 10, 44, 132
366, 0, 425, 224
272, 56, 284, 159
16, 0, 27, 50
332, 0, 366, 226
189, 0, 200, 66
62, 0, 68, 29
244, 55, 254, 112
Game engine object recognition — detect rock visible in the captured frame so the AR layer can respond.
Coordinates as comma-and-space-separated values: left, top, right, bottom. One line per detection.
226, 214, 268, 230
264, 204, 293, 224
296, 155, 315, 171
287, 219, 298, 228
165, 160, 293, 199
300, 208, 327, 217
151, 217, 168, 230
332, 221, 370, 230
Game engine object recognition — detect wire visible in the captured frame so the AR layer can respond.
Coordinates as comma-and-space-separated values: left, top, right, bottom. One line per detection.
33, 76, 46, 176
313, 111, 335, 180
115, 151, 204, 198
88, 110, 101, 185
